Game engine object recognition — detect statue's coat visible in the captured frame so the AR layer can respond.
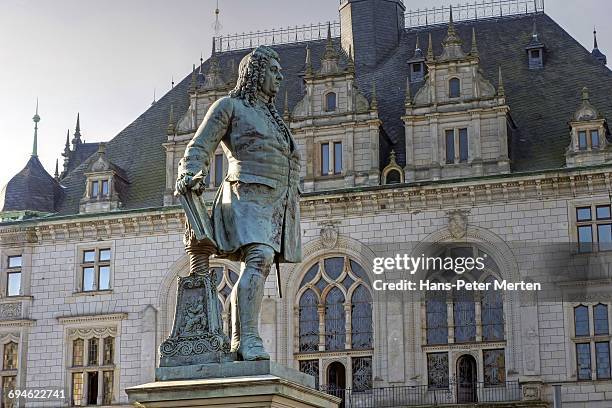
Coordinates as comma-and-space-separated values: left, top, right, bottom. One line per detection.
179, 96, 302, 263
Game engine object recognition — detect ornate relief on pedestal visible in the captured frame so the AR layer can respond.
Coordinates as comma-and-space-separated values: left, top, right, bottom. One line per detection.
0, 303, 21, 320
446, 209, 470, 239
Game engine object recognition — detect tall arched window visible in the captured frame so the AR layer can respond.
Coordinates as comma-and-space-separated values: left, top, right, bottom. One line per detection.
482, 276, 504, 341
296, 256, 373, 391
325, 92, 337, 112
453, 289, 476, 343
426, 284, 448, 345
449, 78, 461, 98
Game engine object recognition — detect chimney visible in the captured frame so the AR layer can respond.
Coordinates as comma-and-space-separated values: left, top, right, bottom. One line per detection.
339, 0, 405, 67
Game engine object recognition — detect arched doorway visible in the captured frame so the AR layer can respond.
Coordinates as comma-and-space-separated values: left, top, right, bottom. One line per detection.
456, 354, 478, 403
327, 361, 346, 407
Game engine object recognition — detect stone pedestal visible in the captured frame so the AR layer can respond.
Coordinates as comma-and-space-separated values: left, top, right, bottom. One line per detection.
126, 361, 340, 408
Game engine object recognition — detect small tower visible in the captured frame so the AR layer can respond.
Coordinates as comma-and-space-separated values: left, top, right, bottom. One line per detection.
71, 113, 82, 149
592, 28, 607, 66
408, 35, 426, 83
320, 22, 340, 75
439, 7, 466, 61
32, 99, 40, 157
525, 17, 545, 69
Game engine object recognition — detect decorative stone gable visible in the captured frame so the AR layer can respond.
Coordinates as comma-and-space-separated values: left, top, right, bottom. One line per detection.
404, 21, 511, 182
291, 27, 381, 192
80, 143, 128, 214
566, 87, 611, 167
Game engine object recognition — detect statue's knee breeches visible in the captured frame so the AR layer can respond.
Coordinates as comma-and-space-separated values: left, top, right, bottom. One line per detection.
241, 243, 275, 279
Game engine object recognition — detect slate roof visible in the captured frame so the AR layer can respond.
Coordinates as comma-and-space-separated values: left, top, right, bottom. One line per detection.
0, 156, 63, 213
7, 11, 611, 217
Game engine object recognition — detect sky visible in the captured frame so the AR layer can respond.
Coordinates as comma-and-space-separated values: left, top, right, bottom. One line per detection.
0, 0, 610, 187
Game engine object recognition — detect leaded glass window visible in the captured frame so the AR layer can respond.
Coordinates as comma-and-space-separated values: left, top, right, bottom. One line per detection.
299, 360, 319, 388
72, 339, 84, 367
72, 372, 83, 406
352, 357, 372, 392
2, 375, 15, 408
103, 371, 114, 404
88, 338, 98, 366
483, 349, 506, 386
454, 290, 476, 343
596, 342, 611, 379
426, 289, 448, 345
427, 352, 449, 389
325, 287, 346, 351
351, 285, 373, 350
299, 289, 320, 352
594, 304, 609, 335
103, 337, 114, 366
574, 305, 590, 337
2, 343, 17, 371
482, 277, 504, 341
576, 343, 592, 380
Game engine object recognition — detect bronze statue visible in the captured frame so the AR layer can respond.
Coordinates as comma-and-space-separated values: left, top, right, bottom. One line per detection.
175, 46, 302, 361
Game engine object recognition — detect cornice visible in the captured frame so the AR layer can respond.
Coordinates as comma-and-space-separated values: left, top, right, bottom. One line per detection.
0, 319, 35, 328
57, 312, 128, 324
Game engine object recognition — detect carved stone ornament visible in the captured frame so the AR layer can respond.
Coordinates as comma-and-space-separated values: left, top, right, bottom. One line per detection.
447, 209, 469, 239
522, 383, 542, 401
320, 223, 339, 249
0, 303, 21, 320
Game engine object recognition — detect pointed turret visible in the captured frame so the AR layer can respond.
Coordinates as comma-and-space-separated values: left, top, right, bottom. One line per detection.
592, 28, 607, 66
32, 99, 40, 157
426, 32, 435, 61
439, 6, 466, 61
54, 159, 59, 180
470, 27, 479, 57
498, 66, 505, 97
190, 64, 197, 93
204, 37, 225, 89
320, 22, 340, 75
167, 104, 175, 136
71, 113, 82, 149
304, 45, 313, 77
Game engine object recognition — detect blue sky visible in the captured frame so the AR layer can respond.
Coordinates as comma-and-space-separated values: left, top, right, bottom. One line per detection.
0, 0, 609, 187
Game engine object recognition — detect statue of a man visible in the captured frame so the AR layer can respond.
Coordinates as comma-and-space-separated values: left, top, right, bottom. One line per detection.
175, 46, 301, 361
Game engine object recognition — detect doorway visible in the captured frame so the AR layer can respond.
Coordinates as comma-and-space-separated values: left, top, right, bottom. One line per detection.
456, 354, 478, 403
327, 362, 346, 407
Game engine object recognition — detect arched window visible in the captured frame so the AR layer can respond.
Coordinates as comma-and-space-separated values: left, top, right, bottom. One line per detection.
453, 289, 476, 343
426, 286, 448, 345
351, 285, 372, 349
574, 305, 590, 337
594, 304, 609, 335
481, 276, 504, 341
325, 287, 345, 351
449, 78, 461, 98
325, 92, 337, 112
299, 289, 319, 352
385, 169, 402, 184
296, 256, 373, 391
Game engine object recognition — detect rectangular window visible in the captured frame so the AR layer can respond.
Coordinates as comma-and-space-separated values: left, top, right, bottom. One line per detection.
214, 154, 224, 187
483, 349, 506, 387
530, 50, 540, 59
333, 142, 342, 174
87, 371, 98, 405
91, 180, 99, 198
597, 205, 611, 220
578, 225, 593, 253
445, 130, 455, 164
299, 360, 319, 389
574, 306, 590, 337
103, 337, 114, 365
598, 224, 612, 251
321, 143, 330, 175
596, 342, 611, 379
102, 371, 114, 405
576, 343, 592, 380
594, 305, 609, 335
72, 339, 84, 367
88, 338, 99, 366
2, 376, 15, 408
6, 272, 20, 297
459, 128, 468, 162
591, 130, 600, 149
427, 352, 449, 389
81, 248, 112, 292
578, 131, 588, 150
72, 372, 83, 406
352, 356, 372, 392
101, 180, 109, 196
2, 342, 17, 371
7, 256, 21, 269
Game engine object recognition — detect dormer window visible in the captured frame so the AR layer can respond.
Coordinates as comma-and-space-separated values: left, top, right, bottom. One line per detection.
528, 49, 543, 69
101, 180, 109, 196
320, 141, 343, 176
578, 129, 601, 151
80, 143, 127, 213
449, 78, 461, 98
91, 181, 99, 198
445, 128, 468, 164
325, 92, 337, 112
410, 62, 425, 83
591, 130, 600, 149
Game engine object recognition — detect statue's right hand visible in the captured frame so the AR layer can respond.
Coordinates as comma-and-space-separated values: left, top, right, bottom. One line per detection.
175, 173, 204, 196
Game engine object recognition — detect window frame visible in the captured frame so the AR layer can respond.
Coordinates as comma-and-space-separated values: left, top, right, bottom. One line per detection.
444, 128, 469, 165
324, 92, 337, 113
449, 77, 461, 98
5, 255, 21, 298
0, 338, 20, 408
575, 204, 612, 253
318, 140, 343, 177
75, 244, 114, 294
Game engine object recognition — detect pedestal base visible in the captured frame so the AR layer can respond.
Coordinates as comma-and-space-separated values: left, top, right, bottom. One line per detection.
127, 362, 340, 408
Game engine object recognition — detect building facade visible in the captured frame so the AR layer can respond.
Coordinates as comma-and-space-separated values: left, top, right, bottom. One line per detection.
1, 0, 612, 407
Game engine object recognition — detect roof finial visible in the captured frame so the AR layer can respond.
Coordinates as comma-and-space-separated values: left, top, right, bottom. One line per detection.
283, 89, 290, 121
54, 158, 59, 179
427, 32, 435, 61
171, 75, 174, 89
213, 0, 222, 35
152, 88, 156, 105
582, 86, 590, 102
371, 80, 378, 110
31, 98, 40, 157
212, 36, 217, 56
167, 104, 175, 135
594, 27, 599, 50
498, 66, 505, 97
305, 45, 313, 76
190, 64, 197, 92
405, 77, 412, 107
72, 113, 82, 149
470, 27, 479, 57
415, 35, 421, 52
532, 15, 539, 41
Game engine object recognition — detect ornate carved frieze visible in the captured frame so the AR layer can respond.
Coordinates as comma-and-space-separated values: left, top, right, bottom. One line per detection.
68, 327, 117, 339
0, 303, 21, 320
